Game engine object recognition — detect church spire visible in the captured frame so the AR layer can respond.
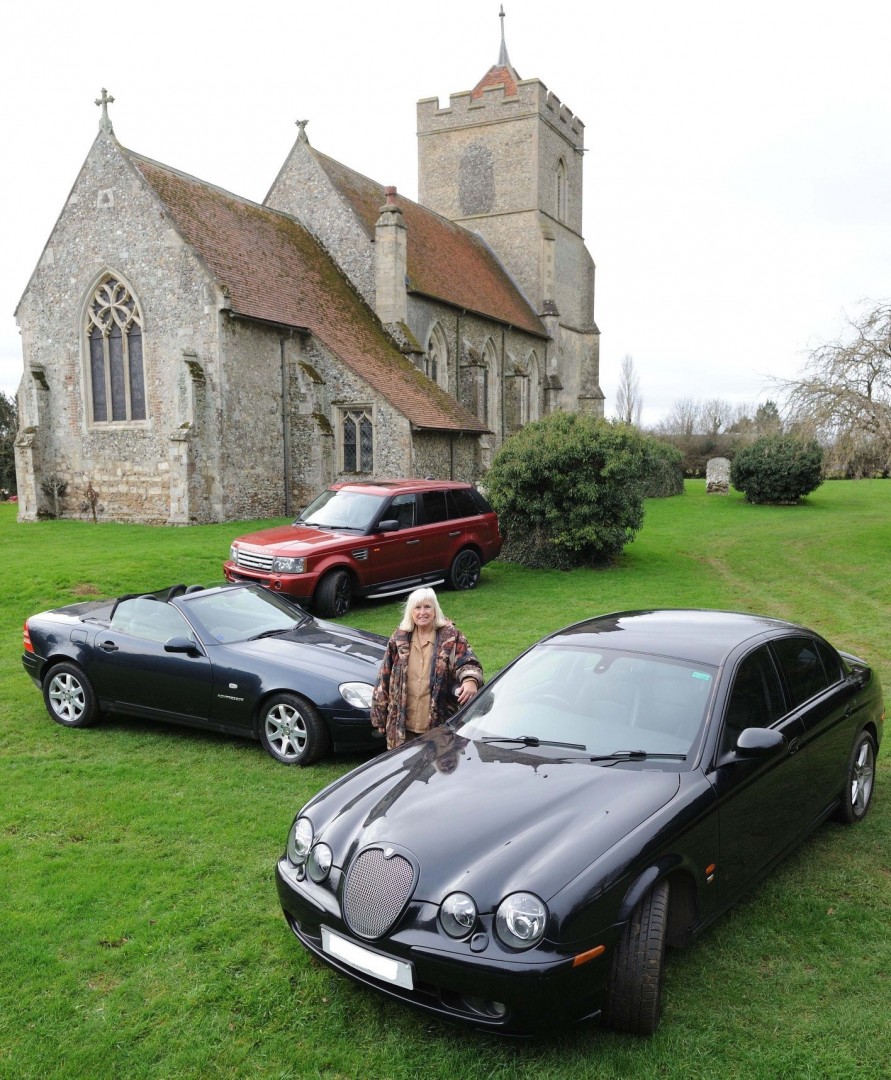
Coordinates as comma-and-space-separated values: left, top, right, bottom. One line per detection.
470, 7, 520, 100
498, 5, 511, 67
95, 88, 115, 135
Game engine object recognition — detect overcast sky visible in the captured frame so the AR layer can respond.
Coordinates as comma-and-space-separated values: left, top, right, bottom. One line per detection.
2, 0, 890, 427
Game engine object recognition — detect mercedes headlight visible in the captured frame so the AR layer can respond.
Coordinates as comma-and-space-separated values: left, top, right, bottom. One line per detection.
339, 682, 375, 709
494, 892, 547, 949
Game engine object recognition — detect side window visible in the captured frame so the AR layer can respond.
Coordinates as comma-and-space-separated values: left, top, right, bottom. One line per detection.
387, 494, 417, 529
815, 639, 844, 685
772, 636, 831, 708
446, 488, 480, 519
422, 491, 448, 524
111, 598, 191, 644
720, 646, 786, 756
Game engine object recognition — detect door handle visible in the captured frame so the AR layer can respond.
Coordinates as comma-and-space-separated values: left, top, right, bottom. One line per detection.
98, 639, 119, 652
405, 539, 421, 546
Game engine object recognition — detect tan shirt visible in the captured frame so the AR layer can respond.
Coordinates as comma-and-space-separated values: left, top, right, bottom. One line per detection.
405, 633, 434, 732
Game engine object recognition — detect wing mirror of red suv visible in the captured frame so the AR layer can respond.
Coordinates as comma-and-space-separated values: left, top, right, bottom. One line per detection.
377, 519, 401, 533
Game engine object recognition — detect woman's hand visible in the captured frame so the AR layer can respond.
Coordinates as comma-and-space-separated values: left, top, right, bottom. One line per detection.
456, 679, 477, 706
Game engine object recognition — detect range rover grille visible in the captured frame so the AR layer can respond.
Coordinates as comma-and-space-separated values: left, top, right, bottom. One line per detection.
235, 549, 274, 572
342, 847, 415, 939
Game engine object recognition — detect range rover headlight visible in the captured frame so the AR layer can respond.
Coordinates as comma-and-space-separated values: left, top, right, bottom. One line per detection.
307, 843, 333, 883
440, 892, 478, 938
494, 892, 547, 950
339, 682, 375, 709
272, 556, 305, 574
229, 544, 238, 563
287, 817, 314, 865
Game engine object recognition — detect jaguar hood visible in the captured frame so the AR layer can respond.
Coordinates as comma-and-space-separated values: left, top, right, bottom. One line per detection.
305, 727, 681, 906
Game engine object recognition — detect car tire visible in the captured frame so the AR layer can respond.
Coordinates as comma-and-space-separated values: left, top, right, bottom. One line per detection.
448, 548, 482, 591
315, 569, 352, 618
258, 692, 330, 766
603, 879, 669, 1036
42, 662, 99, 728
835, 729, 877, 825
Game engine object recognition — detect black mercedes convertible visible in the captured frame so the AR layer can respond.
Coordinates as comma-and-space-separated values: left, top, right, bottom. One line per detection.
23, 582, 386, 765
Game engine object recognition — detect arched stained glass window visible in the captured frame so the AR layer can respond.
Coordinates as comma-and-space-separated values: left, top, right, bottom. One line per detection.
86, 277, 146, 422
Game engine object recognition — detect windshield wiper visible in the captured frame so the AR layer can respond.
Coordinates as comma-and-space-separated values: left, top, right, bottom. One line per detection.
249, 625, 299, 640
589, 750, 687, 761
480, 735, 588, 751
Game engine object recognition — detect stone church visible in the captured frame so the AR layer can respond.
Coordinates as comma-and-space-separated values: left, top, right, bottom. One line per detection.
14, 22, 602, 523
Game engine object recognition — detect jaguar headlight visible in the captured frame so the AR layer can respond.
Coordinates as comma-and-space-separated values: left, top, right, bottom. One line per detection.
339, 682, 375, 709
287, 817, 314, 865
440, 892, 478, 938
494, 892, 547, 950
272, 556, 305, 574
307, 843, 333, 883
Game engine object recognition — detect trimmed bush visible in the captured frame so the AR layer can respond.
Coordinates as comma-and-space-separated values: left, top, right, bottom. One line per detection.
485, 413, 655, 569
730, 435, 824, 504
644, 439, 684, 497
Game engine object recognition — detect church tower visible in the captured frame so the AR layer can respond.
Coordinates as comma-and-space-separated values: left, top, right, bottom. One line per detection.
416, 9, 601, 413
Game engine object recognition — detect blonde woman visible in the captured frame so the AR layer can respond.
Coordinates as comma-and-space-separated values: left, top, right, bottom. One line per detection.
371, 588, 483, 749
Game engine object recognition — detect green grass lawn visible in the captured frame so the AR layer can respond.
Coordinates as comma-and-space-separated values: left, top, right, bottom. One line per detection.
1, 481, 889, 1079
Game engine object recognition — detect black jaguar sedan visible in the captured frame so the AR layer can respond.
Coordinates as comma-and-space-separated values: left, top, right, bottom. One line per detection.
23, 582, 386, 765
276, 609, 884, 1034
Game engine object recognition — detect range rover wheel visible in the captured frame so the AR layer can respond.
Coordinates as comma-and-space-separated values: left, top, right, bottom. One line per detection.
315, 569, 352, 618
448, 549, 481, 591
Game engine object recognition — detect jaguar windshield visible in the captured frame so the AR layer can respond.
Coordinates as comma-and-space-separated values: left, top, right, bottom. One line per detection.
458, 644, 715, 760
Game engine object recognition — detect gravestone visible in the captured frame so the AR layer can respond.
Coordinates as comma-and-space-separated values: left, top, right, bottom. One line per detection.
706, 457, 730, 494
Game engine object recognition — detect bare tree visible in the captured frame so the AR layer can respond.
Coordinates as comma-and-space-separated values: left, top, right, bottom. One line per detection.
657, 397, 700, 436
614, 354, 643, 426
776, 300, 891, 476
700, 398, 734, 436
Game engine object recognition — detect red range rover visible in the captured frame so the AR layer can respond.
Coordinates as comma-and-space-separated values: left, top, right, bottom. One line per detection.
224, 479, 503, 617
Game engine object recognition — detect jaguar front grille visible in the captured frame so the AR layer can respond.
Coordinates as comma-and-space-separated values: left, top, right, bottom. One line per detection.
342, 846, 415, 939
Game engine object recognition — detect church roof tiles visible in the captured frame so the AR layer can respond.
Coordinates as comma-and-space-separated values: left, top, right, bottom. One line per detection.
126, 149, 487, 435
310, 150, 547, 338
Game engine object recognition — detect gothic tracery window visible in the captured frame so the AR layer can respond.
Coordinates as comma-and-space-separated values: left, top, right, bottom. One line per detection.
86, 276, 146, 422
341, 407, 374, 473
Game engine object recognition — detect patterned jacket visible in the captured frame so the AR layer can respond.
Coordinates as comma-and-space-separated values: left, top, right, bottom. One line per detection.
371, 623, 484, 750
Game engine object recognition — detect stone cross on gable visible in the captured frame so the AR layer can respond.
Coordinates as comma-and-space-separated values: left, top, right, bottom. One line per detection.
95, 88, 115, 134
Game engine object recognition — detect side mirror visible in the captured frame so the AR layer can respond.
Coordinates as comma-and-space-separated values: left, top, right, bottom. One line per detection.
376, 519, 400, 533
848, 664, 871, 689
735, 727, 786, 756
164, 636, 202, 655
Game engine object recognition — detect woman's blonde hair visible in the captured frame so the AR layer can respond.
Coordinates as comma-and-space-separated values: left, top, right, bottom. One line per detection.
398, 587, 449, 632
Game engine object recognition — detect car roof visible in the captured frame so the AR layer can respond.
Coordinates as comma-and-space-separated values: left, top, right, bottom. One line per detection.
330, 479, 476, 495
543, 609, 813, 668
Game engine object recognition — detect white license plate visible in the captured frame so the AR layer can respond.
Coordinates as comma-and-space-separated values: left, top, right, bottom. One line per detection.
321, 927, 413, 990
